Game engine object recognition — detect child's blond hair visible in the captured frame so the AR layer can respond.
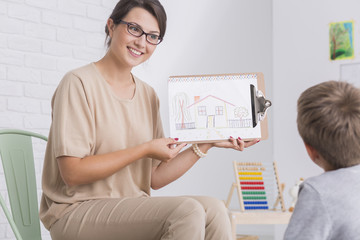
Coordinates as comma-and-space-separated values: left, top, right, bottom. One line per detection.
297, 81, 360, 168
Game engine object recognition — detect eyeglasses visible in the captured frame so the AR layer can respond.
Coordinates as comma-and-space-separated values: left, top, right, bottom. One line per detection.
116, 19, 163, 45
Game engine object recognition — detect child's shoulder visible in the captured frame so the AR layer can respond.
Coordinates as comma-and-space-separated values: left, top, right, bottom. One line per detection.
304, 164, 360, 194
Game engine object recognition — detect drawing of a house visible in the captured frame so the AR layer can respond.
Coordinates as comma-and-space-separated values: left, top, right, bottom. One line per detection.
185, 95, 252, 129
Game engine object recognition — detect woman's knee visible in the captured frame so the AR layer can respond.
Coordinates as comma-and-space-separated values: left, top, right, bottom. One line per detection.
189, 196, 230, 225
192, 196, 228, 214
171, 197, 206, 222
161, 197, 206, 239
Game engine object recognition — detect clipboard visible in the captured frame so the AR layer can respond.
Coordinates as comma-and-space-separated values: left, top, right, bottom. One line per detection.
168, 72, 271, 143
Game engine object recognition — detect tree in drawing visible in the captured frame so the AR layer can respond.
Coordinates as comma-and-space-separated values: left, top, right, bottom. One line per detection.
172, 93, 191, 129
234, 106, 249, 119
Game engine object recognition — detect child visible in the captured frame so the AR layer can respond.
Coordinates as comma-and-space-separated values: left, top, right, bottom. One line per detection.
284, 81, 360, 240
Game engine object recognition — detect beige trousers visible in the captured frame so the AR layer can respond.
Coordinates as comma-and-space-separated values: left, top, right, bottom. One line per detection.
50, 196, 232, 240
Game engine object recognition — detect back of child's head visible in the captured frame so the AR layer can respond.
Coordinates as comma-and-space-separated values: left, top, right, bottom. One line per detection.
297, 80, 360, 169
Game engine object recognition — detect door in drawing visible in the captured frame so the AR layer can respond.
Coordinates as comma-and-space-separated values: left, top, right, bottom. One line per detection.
207, 115, 215, 128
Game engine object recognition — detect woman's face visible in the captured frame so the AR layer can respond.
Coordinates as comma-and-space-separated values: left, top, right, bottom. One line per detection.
107, 7, 160, 69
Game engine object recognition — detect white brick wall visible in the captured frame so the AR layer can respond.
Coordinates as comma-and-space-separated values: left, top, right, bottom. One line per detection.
0, 0, 117, 238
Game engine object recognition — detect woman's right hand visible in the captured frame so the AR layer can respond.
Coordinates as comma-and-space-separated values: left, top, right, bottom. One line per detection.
145, 138, 187, 162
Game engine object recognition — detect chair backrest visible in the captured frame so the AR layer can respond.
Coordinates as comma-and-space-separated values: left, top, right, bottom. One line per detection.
0, 129, 47, 240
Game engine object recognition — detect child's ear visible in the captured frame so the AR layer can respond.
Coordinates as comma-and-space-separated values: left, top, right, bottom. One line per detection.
304, 142, 320, 162
303, 142, 334, 171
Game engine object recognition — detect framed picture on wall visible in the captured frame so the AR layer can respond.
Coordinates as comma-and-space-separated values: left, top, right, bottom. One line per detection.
329, 20, 354, 61
168, 73, 271, 143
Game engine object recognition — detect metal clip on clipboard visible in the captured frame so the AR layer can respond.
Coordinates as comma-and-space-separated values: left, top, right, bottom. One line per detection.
250, 84, 272, 127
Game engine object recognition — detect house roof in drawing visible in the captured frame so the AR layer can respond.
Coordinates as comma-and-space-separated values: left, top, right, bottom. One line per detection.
187, 95, 235, 109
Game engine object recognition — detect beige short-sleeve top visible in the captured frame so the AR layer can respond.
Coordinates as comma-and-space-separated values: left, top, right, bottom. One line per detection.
40, 63, 164, 230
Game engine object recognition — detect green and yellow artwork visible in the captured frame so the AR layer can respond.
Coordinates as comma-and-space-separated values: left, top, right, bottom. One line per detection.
329, 20, 354, 61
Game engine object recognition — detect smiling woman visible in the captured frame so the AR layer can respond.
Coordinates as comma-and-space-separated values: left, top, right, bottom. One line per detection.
104, 0, 166, 48
39, 0, 259, 239
100, 7, 160, 78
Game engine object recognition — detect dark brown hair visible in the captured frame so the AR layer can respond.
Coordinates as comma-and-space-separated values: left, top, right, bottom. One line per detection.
105, 0, 167, 48
297, 81, 360, 168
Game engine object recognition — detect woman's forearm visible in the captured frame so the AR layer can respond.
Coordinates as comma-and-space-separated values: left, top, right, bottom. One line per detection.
151, 143, 213, 189
57, 143, 150, 187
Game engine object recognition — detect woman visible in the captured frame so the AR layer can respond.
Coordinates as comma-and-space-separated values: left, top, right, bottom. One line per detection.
40, 0, 259, 239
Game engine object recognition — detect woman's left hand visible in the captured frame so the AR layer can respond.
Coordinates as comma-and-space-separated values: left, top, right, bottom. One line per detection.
212, 137, 260, 151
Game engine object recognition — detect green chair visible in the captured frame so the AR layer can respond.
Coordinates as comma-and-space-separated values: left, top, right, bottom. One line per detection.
0, 129, 47, 240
